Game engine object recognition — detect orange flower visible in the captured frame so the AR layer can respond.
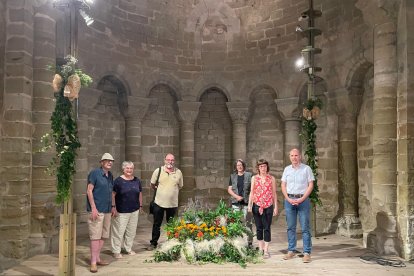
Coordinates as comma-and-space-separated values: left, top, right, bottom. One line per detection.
197, 231, 204, 238
174, 232, 179, 238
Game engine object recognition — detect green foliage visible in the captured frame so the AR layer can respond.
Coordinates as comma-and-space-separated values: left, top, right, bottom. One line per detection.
154, 245, 182, 262
40, 55, 92, 204
301, 97, 322, 206
303, 97, 323, 110
153, 200, 261, 268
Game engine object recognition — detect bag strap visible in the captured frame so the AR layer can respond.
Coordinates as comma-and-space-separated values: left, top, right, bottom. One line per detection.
152, 166, 162, 200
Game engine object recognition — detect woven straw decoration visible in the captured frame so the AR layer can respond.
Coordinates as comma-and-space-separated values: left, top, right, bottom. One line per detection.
64, 74, 81, 101
311, 106, 320, 119
52, 74, 63, 92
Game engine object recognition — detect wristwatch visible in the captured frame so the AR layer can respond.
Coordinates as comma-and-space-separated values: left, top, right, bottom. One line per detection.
111, 205, 115, 208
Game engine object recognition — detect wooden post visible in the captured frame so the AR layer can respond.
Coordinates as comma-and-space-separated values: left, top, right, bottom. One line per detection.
59, 198, 76, 275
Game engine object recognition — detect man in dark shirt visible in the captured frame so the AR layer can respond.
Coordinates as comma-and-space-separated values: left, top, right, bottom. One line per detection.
228, 159, 253, 246
86, 153, 116, 273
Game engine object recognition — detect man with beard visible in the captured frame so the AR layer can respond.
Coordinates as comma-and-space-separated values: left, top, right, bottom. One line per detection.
147, 153, 183, 250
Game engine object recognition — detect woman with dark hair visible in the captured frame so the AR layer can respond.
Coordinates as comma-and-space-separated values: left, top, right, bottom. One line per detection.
248, 159, 278, 258
227, 159, 253, 246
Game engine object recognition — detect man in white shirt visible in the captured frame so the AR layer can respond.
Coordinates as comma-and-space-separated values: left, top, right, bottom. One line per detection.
281, 148, 314, 263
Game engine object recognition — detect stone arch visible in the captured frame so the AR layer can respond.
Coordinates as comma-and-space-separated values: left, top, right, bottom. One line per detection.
344, 56, 373, 91
193, 77, 233, 102
96, 74, 129, 118
141, 71, 183, 101
247, 85, 284, 176
194, 87, 232, 208
141, 83, 181, 186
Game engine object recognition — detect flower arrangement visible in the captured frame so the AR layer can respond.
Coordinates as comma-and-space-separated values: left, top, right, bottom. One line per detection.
301, 96, 323, 205
40, 55, 92, 204
153, 200, 261, 268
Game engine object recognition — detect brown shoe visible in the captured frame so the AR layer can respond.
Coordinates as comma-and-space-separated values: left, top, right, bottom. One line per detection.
283, 251, 295, 260
97, 260, 110, 266
90, 263, 98, 273
302, 253, 311, 263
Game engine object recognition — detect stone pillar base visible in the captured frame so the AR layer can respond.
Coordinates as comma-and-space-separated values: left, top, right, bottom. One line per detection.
336, 215, 363, 238
367, 230, 401, 256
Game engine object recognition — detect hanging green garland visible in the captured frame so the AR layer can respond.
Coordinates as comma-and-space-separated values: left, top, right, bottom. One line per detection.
40, 55, 92, 204
301, 97, 322, 205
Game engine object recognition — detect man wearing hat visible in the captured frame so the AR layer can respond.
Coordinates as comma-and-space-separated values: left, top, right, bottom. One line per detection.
86, 153, 116, 273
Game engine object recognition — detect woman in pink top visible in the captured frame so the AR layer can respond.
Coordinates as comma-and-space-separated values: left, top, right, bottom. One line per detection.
248, 159, 278, 258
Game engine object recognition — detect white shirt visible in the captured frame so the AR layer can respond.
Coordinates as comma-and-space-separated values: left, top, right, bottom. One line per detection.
281, 163, 315, 194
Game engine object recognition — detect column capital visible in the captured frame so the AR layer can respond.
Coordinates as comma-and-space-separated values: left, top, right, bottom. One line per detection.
226, 101, 250, 124
274, 97, 300, 121
125, 96, 151, 120
330, 89, 362, 116
177, 101, 202, 123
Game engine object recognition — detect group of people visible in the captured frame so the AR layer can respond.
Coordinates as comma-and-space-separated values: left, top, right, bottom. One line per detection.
228, 148, 314, 263
85, 149, 314, 273
86, 153, 182, 273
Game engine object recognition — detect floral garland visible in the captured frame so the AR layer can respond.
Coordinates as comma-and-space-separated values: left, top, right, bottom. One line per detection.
151, 200, 261, 268
40, 55, 92, 204
301, 97, 322, 205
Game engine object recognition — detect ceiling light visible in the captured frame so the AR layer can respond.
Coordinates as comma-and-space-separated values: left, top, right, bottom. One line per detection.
79, 9, 94, 26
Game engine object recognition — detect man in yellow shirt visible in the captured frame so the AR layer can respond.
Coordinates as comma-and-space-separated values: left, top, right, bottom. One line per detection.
147, 153, 183, 250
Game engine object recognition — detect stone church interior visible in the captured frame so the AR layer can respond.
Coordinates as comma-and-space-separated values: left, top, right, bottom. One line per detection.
0, 0, 413, 271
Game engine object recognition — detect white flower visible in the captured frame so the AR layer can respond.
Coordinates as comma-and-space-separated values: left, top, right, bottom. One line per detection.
230, 236, 248, 257
218, 215, 227, 227
181, 239, 195, 263
209, 237, 225, 254
158, 238, 181, 253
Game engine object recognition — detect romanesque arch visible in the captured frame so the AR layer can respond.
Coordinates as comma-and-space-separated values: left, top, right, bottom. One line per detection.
246, 86, 283, 176
194, 87, 232, 207
141, 83, 180, 188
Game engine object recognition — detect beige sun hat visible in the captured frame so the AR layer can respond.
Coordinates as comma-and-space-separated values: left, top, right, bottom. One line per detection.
100, 153, 114, 161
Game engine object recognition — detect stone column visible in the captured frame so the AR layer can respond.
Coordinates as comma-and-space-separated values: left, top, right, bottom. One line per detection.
177, 101, 201, 205
30, 8, 58, 255
226, 102, 250, 161
0, 0, 34, 260
74, 88, 102, 222
332, 90, 363, 238
368, 20, 399, 255
124, 96, 151, 178
275, 97, 301, 165
396, 0, 414, 261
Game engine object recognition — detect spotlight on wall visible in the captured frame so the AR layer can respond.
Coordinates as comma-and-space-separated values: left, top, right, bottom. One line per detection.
84, 0, 94, 4
79, 9, 94, 26
296, 25, 304, 32
295, 56, 305, 69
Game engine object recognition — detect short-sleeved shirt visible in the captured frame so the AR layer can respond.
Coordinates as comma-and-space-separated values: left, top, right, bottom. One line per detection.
113, 176, 142, 213
151, 166, 183, 208
281, 163, 315, 194
87, 167, 113, 213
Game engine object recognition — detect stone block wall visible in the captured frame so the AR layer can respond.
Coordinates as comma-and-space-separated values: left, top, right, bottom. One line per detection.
141, 84, 180, 205
195, 89, 232, 207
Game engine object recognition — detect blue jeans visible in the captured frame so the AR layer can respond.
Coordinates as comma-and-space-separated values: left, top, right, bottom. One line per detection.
284, 197, 312, 253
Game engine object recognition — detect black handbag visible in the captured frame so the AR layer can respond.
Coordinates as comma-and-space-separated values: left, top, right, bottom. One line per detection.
149, 167, 162, 214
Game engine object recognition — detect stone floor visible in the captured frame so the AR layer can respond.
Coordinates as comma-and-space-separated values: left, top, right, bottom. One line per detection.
2, 215, 413, 276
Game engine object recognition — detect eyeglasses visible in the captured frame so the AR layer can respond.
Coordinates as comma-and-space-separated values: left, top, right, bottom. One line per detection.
165, 159, 175, 162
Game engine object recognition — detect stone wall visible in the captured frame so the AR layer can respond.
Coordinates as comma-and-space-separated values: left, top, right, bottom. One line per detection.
141, 84, 180, 205
195, 89, 232, 207
357, 69, 375, 244
1, 0, 414, 271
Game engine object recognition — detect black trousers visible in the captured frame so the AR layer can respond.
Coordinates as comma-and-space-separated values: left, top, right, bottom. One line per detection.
252, 203, 274, 242
150, 202, 177, 246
